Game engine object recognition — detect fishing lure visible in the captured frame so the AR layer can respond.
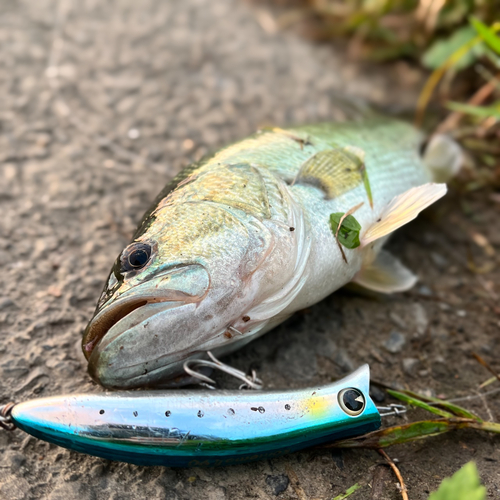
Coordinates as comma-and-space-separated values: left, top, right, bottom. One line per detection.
0, 365, 402, 467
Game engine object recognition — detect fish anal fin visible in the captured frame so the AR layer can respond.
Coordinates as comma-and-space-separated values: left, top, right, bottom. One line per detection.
361, 183, 447, 246
353, 250, 417, 293
296, 146, 365, 199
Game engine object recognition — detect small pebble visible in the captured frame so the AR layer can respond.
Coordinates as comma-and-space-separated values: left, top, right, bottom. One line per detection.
412, 303, 428, 336
369, 385, 385, 403
334, 348, 355, 372
383, 330, 406, 354
418, 285, 433, 296
0, 297, 15, 310
265, 475, 289, 496
127, 128, 140, 139
430, 252, 448, 268
6, 451, 26, 471
402, 358, 420, 377
389, 311, 406, 330
331, 449, 344, 469
419, 388, 436, 398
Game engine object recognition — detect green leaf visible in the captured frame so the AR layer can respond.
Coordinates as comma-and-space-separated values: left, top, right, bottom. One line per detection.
387, 390, 455, 418
422, 26, 479, 70
330, 213, 361, 249
446, 101, 500, 120
428, 462, 486, 500
470, 17, 500, 55
332, 482, 361, 500
377, 420, 453, 448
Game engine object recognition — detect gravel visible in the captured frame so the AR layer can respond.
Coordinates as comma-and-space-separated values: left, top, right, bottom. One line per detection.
1, 0, 499, 498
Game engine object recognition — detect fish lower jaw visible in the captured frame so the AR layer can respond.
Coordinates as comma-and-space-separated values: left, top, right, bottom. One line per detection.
82, 297, 188, 361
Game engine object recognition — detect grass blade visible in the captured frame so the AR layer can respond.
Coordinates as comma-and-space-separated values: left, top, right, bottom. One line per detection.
387, 389, 455, 418
400, 389, 482, 421
332, 483, 361, 500
329, 419, 459, 448
446, 101, 500, 120
322, 416, 500, 449
470, 17, 500, 54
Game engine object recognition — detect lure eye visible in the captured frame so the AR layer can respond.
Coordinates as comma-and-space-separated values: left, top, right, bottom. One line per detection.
338, 388, 365, 417
120, 242, 152, 273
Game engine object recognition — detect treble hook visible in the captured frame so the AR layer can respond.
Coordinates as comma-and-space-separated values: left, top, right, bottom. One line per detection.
183, 351, 263, 390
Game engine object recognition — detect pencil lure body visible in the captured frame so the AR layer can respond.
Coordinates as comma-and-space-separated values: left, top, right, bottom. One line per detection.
11, 366, 379, 467
83, 115, 460, 388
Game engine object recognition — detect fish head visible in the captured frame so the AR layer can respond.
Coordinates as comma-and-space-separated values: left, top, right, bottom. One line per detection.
82, 201, 276, 389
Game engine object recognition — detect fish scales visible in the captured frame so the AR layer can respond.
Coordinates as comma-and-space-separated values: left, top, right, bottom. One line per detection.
83, 116, 458, 388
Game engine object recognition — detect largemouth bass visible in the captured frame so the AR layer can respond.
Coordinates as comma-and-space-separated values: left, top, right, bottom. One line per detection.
83, 116, 461, 389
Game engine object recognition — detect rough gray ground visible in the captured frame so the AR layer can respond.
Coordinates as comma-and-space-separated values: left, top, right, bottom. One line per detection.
1, 0, 499, 499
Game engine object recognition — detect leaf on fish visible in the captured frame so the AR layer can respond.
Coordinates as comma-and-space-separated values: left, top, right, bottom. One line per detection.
330, 213, 361, 250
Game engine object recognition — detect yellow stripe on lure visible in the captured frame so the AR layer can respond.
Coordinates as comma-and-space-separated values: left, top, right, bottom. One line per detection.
82, 116, 462, 389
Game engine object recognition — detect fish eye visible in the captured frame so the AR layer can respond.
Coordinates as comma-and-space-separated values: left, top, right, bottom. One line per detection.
120, 242, 152, 273
338, 388, 365, 417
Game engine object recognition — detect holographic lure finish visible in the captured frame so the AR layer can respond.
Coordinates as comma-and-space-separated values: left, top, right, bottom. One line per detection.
10, 366, 379, 467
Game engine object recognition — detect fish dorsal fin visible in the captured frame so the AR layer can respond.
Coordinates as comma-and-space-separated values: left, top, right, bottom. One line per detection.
353, 250, 417, 293
295, 146, 366, 199
361, 183, 447, 246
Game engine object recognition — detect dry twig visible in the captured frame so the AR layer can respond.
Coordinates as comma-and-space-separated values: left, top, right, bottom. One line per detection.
377, 449, 409, 500
436, 74, 500, 134
285, 464, 308, 500
472, 352, 500, 384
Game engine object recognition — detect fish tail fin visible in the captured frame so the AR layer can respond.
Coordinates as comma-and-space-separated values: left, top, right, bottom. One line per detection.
361, 182, 447, 247
422, 134, 463, 183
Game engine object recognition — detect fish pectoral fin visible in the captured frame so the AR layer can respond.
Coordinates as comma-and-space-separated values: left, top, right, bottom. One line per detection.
295, 146, 365, 199
361, 183, 447, 246
352, 250, 417, 293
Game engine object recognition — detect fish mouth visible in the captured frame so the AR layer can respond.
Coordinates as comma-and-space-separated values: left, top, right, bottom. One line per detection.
82, 264, 211, 361
83, 296, 173, 359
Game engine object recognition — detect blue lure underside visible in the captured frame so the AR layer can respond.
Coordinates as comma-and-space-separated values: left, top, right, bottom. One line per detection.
10, 365, 380, 467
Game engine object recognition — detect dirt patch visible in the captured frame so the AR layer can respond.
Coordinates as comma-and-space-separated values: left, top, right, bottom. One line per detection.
0, 0, 499, 499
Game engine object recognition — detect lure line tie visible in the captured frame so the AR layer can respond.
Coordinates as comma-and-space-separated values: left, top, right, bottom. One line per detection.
0, 402, 16, 431
377, 404, 407, 417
